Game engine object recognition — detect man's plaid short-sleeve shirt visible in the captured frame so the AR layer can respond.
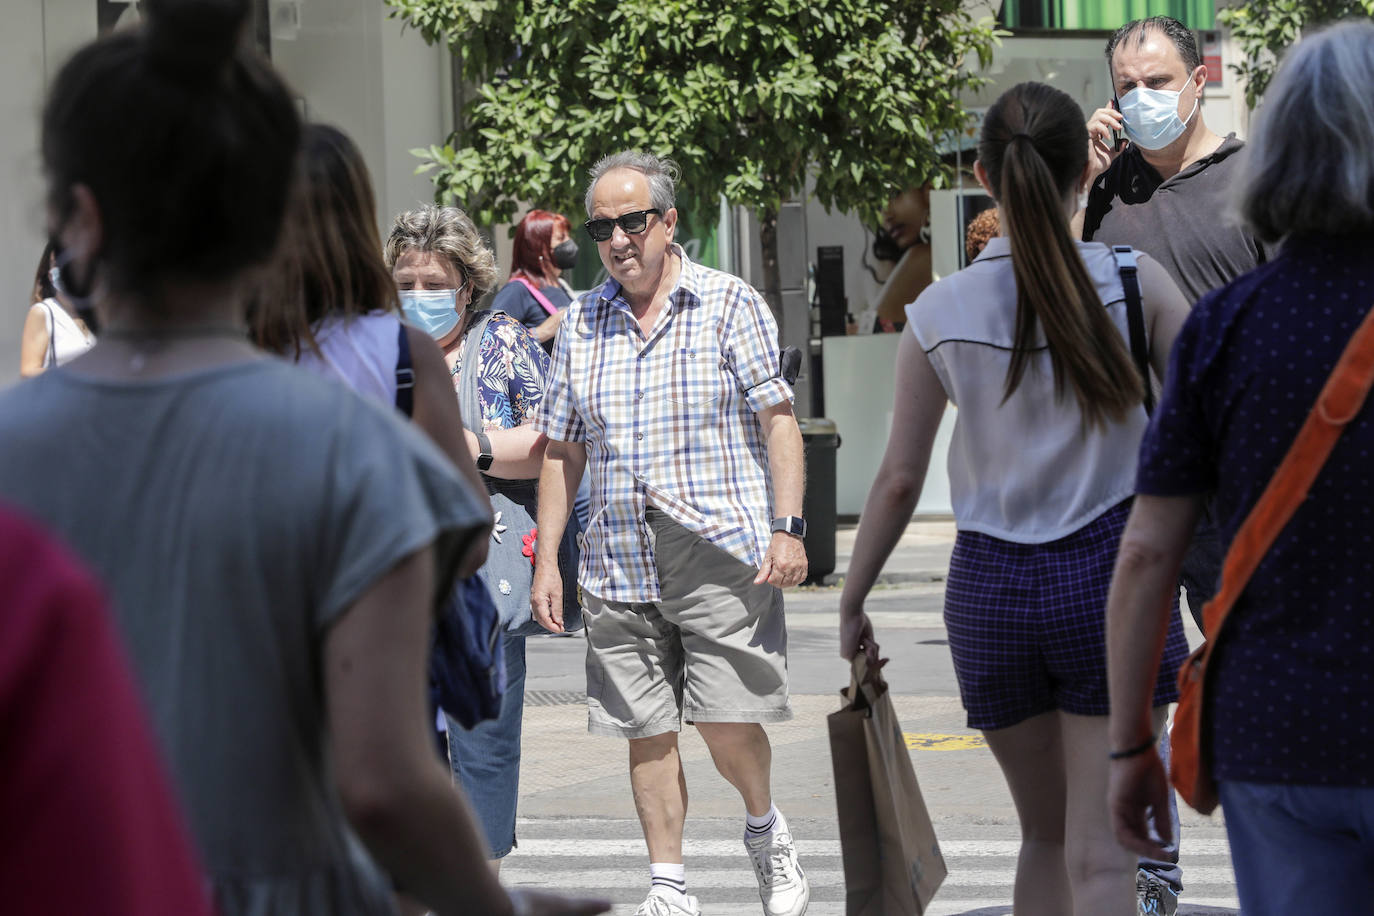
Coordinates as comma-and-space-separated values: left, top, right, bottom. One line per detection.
535, 247, 792, 602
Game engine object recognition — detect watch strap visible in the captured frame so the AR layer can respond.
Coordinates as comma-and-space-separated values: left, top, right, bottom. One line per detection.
770, 515, 806, 538
475, 428, 494, 471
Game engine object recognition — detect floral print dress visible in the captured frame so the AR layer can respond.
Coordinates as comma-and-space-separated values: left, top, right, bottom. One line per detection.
450, 311, 549, 431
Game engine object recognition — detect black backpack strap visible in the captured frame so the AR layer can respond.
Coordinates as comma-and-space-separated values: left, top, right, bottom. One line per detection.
1113, 245, 1154, 415
395, 322, 416, 418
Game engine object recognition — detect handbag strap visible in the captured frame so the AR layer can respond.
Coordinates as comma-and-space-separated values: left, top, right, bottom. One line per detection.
512, 276, 559, 317
1112, 246, 1153, 415
42, 301, 58, 369
457, 310, 499, 436
394, 322, 415, 418
1196, 302, 1374, 655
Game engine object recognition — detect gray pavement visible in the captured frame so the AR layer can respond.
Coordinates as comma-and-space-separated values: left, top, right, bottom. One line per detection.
505, 520, 1238, 914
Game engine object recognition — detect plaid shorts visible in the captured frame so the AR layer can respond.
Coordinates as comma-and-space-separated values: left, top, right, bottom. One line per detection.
944, 499, 1188, 731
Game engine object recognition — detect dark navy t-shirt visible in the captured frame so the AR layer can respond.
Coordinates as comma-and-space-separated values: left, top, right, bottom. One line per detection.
490, 278, 572, 333
1137, 233, 1374, 787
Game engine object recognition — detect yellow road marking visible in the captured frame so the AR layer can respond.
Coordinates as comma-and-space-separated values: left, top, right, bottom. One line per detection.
903, 732, 986, 751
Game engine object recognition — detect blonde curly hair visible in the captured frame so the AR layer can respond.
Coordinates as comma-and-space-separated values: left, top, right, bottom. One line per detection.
383, 204, 499, 300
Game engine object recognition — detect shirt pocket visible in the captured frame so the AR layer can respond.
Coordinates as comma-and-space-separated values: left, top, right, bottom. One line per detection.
663, 340, 727, 422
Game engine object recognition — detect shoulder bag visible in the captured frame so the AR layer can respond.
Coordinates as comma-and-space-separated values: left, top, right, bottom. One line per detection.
1172, 299, 1374, 813
1112, 245, 1154, 415
457, 310, 582, 635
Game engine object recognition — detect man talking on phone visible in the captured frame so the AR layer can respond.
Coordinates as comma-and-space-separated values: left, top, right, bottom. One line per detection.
1079, 17, 1266, 303
1076, 17, 1268, 916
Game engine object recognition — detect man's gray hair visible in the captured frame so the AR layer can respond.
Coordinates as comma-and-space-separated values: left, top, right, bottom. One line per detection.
584, 151, 679, 216
1234, 20, 1374, 242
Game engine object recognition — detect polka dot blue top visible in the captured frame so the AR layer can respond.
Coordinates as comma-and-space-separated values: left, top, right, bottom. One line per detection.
1137, 232, 1374, 787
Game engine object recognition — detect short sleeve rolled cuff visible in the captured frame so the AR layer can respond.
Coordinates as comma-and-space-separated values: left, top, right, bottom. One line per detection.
1135, 294, 1222, 498
537, 306, 588, 444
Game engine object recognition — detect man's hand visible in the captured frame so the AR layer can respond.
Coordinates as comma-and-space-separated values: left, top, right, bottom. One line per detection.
1086, 104, 1126, 182
530, 559, 565, 633
1107, 747, 1174, 861
754, 532, 807, 588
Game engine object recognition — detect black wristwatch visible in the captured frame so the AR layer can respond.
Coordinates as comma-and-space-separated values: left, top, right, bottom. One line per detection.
770, 516, 807, 538
475, 429, 494, 472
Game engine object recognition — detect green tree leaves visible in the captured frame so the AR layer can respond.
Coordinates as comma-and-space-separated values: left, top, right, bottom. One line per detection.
1218, 0, 1374, 108
386, 0, 999, 229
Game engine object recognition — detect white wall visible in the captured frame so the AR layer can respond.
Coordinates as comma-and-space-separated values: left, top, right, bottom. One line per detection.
270, 0, 449, 234
0, 0, 447, 387
822, 332, 957, 516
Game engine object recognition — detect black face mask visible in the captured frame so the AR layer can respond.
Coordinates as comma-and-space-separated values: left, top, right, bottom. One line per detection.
551, 239, 580, 270
871, 226, 903, 262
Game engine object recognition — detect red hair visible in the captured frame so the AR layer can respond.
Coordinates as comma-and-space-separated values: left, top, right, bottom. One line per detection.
510, 209, 570, 286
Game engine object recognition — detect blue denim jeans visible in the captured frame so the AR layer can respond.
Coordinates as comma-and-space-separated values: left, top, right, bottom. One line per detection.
1219, 780, 1374, 915
446, 632, 526, 858
1137, 726, 1183, 892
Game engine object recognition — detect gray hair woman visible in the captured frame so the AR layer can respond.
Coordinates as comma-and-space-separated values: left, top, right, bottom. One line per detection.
1107, 20, 1374, 916
386, 204, 577, 864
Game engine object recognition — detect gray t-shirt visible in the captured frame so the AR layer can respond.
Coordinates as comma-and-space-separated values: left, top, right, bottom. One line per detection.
1083, 135, 1269, 303
0, 358, 488, 914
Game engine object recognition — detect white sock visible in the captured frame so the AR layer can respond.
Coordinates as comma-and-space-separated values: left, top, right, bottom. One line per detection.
650, 862, 688, 900
745, 802, 781, 837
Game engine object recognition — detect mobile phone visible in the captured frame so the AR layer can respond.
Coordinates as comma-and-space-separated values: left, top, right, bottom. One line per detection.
1109, 97, 1125, 151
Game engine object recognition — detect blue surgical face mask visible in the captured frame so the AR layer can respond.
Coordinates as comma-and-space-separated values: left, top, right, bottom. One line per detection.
400, 288, 462, 339
1118, 70, 1199, 151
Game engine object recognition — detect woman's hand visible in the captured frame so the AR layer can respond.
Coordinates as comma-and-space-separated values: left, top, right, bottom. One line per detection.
1107, 747, 1173, 861
839, 607, 881, 668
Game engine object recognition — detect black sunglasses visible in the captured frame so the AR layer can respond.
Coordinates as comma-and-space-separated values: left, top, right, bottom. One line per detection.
583, 208, 662, 242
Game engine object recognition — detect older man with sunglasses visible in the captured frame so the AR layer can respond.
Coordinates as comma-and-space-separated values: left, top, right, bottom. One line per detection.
531, 150, 809, 916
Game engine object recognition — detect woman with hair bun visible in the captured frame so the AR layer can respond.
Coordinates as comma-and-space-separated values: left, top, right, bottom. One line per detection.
0, 2, 604, 915
840, 81, 1193, 914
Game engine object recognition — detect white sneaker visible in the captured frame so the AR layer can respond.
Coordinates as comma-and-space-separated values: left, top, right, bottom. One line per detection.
634, 888, 702, 916
744, 826, 810, 916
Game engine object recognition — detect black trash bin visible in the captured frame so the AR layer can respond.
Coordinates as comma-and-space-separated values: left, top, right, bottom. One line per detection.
798, 417, 840, 584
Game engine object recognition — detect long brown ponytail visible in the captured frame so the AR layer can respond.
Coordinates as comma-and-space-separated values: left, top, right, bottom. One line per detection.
979, 82, 1143, 429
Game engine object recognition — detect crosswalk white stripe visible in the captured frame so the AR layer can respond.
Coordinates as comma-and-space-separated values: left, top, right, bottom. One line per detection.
508, 837, 1236, 858
500, 865, 1241, 889
616, 903, 1243, 916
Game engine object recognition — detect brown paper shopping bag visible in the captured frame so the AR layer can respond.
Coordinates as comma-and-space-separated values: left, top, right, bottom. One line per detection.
829, 656, 946, 914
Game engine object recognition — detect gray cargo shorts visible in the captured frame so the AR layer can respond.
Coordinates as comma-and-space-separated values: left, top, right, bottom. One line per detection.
581, 508, 793, 738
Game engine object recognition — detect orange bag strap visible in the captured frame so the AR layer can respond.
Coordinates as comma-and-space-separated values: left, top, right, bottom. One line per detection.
1197, 303, 1374, 653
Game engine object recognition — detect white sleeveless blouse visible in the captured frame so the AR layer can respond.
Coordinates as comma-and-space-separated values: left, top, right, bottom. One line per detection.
905, 237, 1148, 543
38, 299, 95, 368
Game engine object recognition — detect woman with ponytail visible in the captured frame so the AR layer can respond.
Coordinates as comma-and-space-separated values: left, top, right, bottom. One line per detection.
839, 81, 1193, 915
